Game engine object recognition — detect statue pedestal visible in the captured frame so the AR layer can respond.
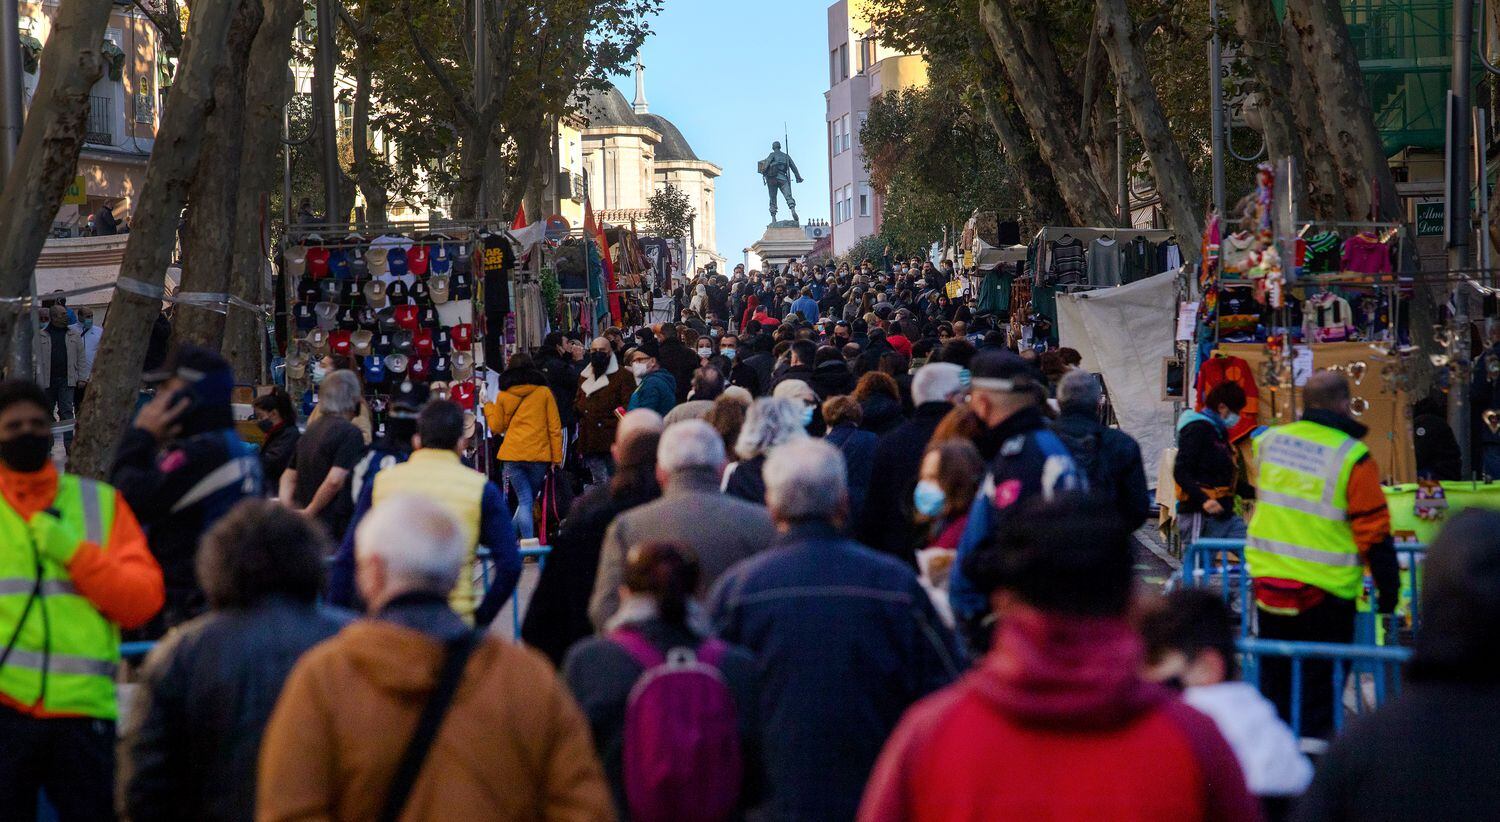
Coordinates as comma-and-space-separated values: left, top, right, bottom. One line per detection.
750, 224, 815, 272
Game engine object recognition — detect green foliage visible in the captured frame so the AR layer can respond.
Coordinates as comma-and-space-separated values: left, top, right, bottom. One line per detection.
645, 183, 696, 241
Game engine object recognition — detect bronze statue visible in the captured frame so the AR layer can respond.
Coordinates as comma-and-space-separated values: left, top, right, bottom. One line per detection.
757, 141, 804, 225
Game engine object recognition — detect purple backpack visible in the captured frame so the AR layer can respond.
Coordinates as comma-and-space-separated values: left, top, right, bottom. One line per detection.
612, 629, 743, 822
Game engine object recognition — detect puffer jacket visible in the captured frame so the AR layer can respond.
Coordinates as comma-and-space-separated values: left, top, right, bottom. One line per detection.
485, 382, 564, 464
118, 597, 350, 822
627, 368, 677, 417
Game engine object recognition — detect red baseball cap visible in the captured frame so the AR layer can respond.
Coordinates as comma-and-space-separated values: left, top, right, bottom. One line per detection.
407, 245, 430, 276
414, 328, 435, 356
329, 330, 352, 356
451, 381, 475, 409
394, 304, 420, 331
451, 323, 473, 351
306, 247, 331, 279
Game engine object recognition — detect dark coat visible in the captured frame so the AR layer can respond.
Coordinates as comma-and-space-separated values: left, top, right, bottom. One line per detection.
770, 363, 817, 396
741, 352, 776, 397
825, 422, 877, 520
536, 350, 582, 428
574, 365, 637, 456
810, 360, 856, 399
257, 423, 299, 491
857, 402, 951, 562
627, 369, 677, 417
1051, 408, 1151, 531
657, 338, 700, 403
520, 480, 658, 666
1173, 411, 1250, 514
859, 393, 904, 436
723, 454, 769, 506
708, 522, 960, 822
117, 598, 350, 822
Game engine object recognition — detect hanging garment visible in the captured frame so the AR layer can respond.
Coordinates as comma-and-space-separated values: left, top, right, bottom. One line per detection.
1303, 231, 1342, 273
1087, 237, 1123, 287
1304, 292, 1355, 343
1155, 241, 1183, 274
1342, 232, 1392, 275
1217, 286, 1258, 342
1122, 236, 1156, 283
1221, 232, 1257, 274
1195, 354, 1260, 442
1048, 237, 1087, 285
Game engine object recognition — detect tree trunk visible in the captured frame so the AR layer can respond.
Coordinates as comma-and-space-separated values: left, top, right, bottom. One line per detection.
0, 0, 113, 372
966, 27, 1066, 224
977, 0, 1116, 226
71, 0, 238, 478
225, 0, 305, 382
1231, 0, 1304, 190
350, 20, 388, 224
1281, 19, 1347, 220
1095, 0, 1203, 245
311, 27, 355, 223
173, 0, 264, 350
1285, 0, 1401, 222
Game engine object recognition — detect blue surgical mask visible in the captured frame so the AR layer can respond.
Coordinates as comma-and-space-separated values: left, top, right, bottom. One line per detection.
80, 319, 93, 331
1223, 412, 1241, 430
721, 348, 736, 360
799, 406, 815, 427
913, 480, 946, 517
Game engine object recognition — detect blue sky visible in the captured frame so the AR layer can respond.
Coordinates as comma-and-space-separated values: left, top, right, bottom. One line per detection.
608, 0, 831, 263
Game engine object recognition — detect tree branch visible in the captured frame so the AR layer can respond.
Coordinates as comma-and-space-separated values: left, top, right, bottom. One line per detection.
132, 0, 184, 55
401, 4, 476, 126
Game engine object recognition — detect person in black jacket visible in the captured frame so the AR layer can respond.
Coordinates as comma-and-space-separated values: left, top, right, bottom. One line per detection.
110, 346, 264, 637
656, 324, 700, 404
1293, 509, 1500, 822
118, 500, 349, 822
251, 388, 299, 491
770, 339, 818, 396
521, 424, 662, 666
810, 345, 856, 399
710, 332, 763, 397
1051, 370, 1151, 531
1173, 381, 1252, 544
1413, 392, 1461, 481
536, 331, 583, 431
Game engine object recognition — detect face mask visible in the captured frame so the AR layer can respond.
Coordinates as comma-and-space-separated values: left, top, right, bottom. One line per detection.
80, 319, 93, 331
630, 362, 649, 378
256, 417, 277, 433
311, 364, 328, 385
913, 480, 946, 518
799, 406, 816, 428
1222, 412, 1241, 430
697, 347, 713, 359
589, 351, 610, 372
0, 432, 53, 473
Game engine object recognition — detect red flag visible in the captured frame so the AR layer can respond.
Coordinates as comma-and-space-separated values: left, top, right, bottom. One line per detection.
595, 218, 622, 323
511, 203, 527, 230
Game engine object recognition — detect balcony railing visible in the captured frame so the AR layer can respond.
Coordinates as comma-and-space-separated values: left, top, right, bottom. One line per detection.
85, 95, 113, 146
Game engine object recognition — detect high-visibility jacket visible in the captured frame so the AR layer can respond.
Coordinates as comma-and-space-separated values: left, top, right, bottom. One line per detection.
0, 473, 158, 720
1246, 419, 1367, 600
371, 449, 486, 618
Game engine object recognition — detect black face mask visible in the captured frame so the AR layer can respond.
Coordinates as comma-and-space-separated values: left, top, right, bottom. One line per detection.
256, 417, 277, 433
589, 351, 611, 372
1, 432, 53, 472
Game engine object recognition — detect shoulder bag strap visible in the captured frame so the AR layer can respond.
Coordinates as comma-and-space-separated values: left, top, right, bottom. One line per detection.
611, 628, 666, 669
378, 631, 481, 822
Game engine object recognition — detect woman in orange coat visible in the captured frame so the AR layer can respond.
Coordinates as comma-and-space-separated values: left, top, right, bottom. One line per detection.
483, 353, 563, 540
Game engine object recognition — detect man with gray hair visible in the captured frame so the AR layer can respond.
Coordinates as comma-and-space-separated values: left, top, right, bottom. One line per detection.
859, 362, 967, 560
1051, 369, 1150, 530
258, 494, 613, 820
709, 439, 959, 821
589, 418, 775, 629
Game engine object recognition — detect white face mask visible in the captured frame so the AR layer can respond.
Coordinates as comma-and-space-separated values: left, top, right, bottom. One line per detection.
697, 347, 713, 359
630, 362, 649, 378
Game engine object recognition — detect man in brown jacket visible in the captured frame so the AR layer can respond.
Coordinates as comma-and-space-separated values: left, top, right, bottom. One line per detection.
257, 494, 613, 822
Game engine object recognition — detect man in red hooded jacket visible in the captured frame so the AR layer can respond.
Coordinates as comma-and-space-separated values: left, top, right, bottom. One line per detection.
858, 495, 1257, 822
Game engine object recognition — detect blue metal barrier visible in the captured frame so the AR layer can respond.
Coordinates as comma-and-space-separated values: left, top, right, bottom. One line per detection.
1237, 637, 1411, 737
1173, 539, 1426, 638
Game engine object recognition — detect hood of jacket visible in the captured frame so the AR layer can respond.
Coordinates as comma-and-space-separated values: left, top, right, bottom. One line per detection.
1176, 408, 1226, 434
499, 366, 548, 391
503, 382, 547, 401
969, 604, 1166, 731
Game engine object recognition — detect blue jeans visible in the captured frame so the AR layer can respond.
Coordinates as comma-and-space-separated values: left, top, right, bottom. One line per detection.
503, 461, 549, 540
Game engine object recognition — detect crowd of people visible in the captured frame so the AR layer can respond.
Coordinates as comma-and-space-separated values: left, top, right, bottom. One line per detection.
0, 256, 1495, 821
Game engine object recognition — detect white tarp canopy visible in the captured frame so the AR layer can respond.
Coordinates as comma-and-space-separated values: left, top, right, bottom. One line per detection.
971, 239, 1028, 270
1056, 271, 1177, 483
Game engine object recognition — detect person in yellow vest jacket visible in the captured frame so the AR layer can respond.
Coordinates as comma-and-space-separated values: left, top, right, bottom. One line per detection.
0, 380, 164, 820
1246, 370, 1399, 739
364, 400, 521, 627
483, 353, 564, 541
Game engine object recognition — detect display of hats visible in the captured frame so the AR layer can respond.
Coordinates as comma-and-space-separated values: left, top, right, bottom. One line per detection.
366, 245, 390, 275
418, 306, 440, 329
306, 246, 331, 278
393, 378, 427, 408
433, 327, 452, 353
413, 328, 434, 356
450, 350, 475, 380
429, 381, 450, 401
329, 249, 351, 280
385, 352, 410, 374
293, 303, 316, 331
363, 279, 389, 309
407, 245, 430, 276
450, 381, 476, 409
393, 328, 415, 355
284, 246, 308, 278
450, 271, 473, 300
429, 244, 453, 275
394, 304, 420, 330
428, 274, 450, 304
330, 330, 352, 356
286, 352, 309, 379
386, 280, 410, 304
314, 301, 339, 330
363, 355, 385, 385
451, 323, 473, 350
351, 330, 374, 356
430, 354, 452, 381
387, 247, 408, 277
318, 279, 342, 303
408, 356, 430, 381
307, 328, 331, 355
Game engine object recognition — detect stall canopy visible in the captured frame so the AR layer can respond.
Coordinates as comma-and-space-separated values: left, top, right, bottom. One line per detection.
1056, 270, 1177, 483
971, 239, 1027, 271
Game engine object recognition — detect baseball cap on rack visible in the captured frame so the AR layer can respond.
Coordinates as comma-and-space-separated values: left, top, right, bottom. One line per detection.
330, 330, 352, 356
393, 328, 415, 355
429, 243, 453, 275
429, 381, 450, 402
407, 245, 430, 276
450, 271, 472, 300
410, 280, 430, 304
336, 306, 359, 330
363, 355, 386, 385
314, 301, 339, 330
394, 304, 419, 331
307, 327, 330, 355
387, 247, 408, 277
318, 279, 341, 303
286, 352, 309, 379
414, 328, 435, 357
417, 306, 439, 329
306, 247, 331, 279
297, 277, 320, 305
293, 303, 316, 331
408, 356, 430, 381
428, 274, 450, 304
349, 248, 369, 279
431, 354, 452, 381
366, 245, 390, 275
385, 352, 409, 375
450, 350, 474, 380
363, 280, 389, 310
351, 330, 374, 356
284, 246, 308, 278
450, 381, 475, 409
451, 323, 473, 351
433, 327, 452, 353
356, 306, 376, 327
329, 249, 351, 280
386, 280, 409, 305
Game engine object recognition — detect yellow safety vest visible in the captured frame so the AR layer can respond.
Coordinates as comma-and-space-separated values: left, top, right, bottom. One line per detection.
1246, 420, 1367, 600
371, 449, 487, 620
0, 475, 120, 719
